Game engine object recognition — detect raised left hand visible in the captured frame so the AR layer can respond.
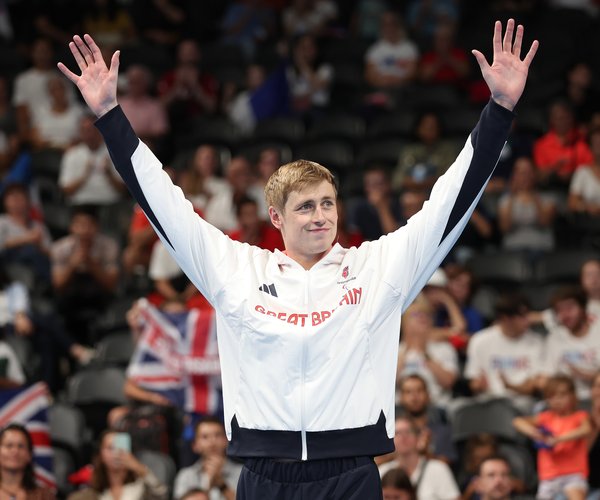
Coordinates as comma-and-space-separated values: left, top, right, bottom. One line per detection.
472, 19, 539, 111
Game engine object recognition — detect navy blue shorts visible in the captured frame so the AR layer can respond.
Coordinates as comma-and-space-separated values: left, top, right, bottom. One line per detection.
236, 456, 383, 500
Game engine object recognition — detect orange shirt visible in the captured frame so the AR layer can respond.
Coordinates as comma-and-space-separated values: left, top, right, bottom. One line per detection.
532, 129, 593, 177
536, 410, 589, 480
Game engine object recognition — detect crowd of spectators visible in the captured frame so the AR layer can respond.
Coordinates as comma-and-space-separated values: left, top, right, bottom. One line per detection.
1, 0, 600, 498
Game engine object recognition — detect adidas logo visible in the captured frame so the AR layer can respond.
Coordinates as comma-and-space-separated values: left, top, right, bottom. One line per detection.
259, 283, 278, 297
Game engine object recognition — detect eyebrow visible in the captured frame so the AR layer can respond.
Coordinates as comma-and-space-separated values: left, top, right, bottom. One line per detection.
294, 196, 335, 209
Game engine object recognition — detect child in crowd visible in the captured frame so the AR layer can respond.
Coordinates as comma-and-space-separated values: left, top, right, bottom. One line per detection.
513, 375, 591, 500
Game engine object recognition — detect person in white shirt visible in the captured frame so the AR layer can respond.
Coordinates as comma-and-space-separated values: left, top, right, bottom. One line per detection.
465, 294, 544, 413
568, 127, 600, 216
0, 340, 25, 388
378, 416, 459, 500
542, 286, 600, 400
59, 114, 125, 205
397, 294, 459, 409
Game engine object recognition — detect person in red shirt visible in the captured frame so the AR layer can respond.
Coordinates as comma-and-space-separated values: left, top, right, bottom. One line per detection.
419, 21, 469, 87
513, 374, 591, 500
227, 196, 284, 252
533, 100, 593, 188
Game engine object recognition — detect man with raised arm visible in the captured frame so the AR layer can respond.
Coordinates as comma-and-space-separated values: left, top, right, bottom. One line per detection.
58, 21, 537, 500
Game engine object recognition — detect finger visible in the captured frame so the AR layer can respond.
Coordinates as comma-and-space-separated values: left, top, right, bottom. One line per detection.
83, 33, 103, 66
68, 40, 87, 72
523, 39, 539, 67
471, 49, 490, 73
493, 20, 502, 56
503, 18, 515, 52
73, 35, 94, 66
109, 50, 120, 78
57, 62, 79, 85
513, 24, 524, 58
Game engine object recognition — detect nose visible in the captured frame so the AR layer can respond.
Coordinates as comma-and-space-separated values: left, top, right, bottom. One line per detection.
312, 206, 326, 225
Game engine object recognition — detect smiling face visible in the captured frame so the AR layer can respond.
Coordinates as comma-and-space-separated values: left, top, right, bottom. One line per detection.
269, 180, 337, 269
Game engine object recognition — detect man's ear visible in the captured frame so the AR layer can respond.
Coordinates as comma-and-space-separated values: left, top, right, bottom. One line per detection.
269, 206, 282, 230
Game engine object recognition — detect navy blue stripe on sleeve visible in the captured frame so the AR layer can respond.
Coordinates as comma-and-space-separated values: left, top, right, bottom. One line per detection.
95, 105, 174, 249
440, 100, 514, 242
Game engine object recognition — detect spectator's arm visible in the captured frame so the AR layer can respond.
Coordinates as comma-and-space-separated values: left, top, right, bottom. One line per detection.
124, 379, 172, 406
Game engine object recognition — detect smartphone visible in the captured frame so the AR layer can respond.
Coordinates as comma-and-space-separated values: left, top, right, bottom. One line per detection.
112, 433, 131, 453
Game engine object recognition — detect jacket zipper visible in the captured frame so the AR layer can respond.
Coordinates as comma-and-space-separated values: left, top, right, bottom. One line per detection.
300, 271, 309, 460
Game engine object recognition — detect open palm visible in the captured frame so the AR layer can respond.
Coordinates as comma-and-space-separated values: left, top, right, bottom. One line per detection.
472, 19, 539, 111
57, 34, 120, 118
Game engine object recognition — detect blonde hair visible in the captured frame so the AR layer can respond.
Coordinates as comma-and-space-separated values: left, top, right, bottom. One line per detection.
264, 159, 336, 212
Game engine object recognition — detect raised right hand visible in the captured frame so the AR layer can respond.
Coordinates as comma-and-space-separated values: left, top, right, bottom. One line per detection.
57, 34, 119, 118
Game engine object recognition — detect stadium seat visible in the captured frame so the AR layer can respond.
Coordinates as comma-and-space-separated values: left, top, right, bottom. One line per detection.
534, 249, 599, 284
52, 446, 76, 497
94, 332, 135, 368
253, 116, 306, 145
177, 116, 242, 151
237, 141, 292, 165
48, 402, 89, 463
136, 450, 177, 496
466, 252, 532, 289
357, 139, 405, 169
294, 140, 355, 175
307, 113, 366, 143
367, 112, 415, 140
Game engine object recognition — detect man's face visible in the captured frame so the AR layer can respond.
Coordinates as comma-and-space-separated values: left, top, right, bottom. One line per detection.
192, 422, 227, 457
269, 180, 337, 268
554, 298, 586, 333
400, 378, 429, 416
581, 260, 600, 297
477, 459, 512, 500
393, 419, 418, 455
382, 487, 413, 500
238, 202, 260, 233
70, 213, 98, 241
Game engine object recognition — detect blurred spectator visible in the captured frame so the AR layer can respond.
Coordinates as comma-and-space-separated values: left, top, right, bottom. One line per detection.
51, 205, 119, 345
282, 0, 338, 38
406, 0, 459, 48
58, 114, 125, 206
458, 434, 501, 500
438, 264, 485, 335
351, 0, 388, 40
29, 74, 83, 151
398, 189, 427, 226
513, 374, 591, 500
220, 0, 275, 59
286, 33, 333, 118
173, 417, 242, 499
121, 204, 159, 276
0, 183, 51, 284
448, 204, 495, 264
0, 260, 92, 392
180, 490, 209, 500
225, 63, 267, 135
475, 455, 515, 500
347, 166, 401, 241
533, 100, 593, 188
157, 39, 218, 132
380, 467, 417, 500
497, 156, 556, 256
227, 196, 283, 251
365, 11, 419, 108
251, 146, 280, 197
68, 430, 168, 500
0, 423, 54, 499
397, 295, 459, 408
397, 373, 458, 464
568, 127, 600, 217
418, 22, 469, 87
119, 65, 169, 150
0, 337, 25, 388
561, 63, 600, 125
465, 294, 544, 412
542, 286, 600, 401
201, 156, 261, 233
378, 415, 460, 499
31, 0, 82, 45
180, 145, 229, 209
82, 0, 135, 50
588, 371, 600, 498
148, 241, 209, 311
0, 77, 32, 194
12, 38, 75, 142
392, 111, 459, 192
129, 0, 185, 48
335, 197, 364, 248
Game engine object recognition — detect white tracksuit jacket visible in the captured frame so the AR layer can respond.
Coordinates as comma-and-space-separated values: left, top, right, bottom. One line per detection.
96, 99, 514, 461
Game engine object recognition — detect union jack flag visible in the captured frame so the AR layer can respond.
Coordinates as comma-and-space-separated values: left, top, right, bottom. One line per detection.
0, 382, 56, 490
127, 300, 221, 415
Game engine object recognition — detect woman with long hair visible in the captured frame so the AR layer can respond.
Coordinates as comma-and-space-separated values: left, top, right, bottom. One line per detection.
0, 423, 54, 500
68, 431, 166, 500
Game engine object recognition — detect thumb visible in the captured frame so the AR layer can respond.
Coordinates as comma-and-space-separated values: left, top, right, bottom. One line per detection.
471, 49, 490, 73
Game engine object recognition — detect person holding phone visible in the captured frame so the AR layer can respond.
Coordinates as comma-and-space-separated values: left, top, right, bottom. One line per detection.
58, 19, 537, 500
68, 431, 167, 500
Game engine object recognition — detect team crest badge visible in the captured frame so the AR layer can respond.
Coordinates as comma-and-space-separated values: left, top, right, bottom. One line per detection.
342, 266, 349, 279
